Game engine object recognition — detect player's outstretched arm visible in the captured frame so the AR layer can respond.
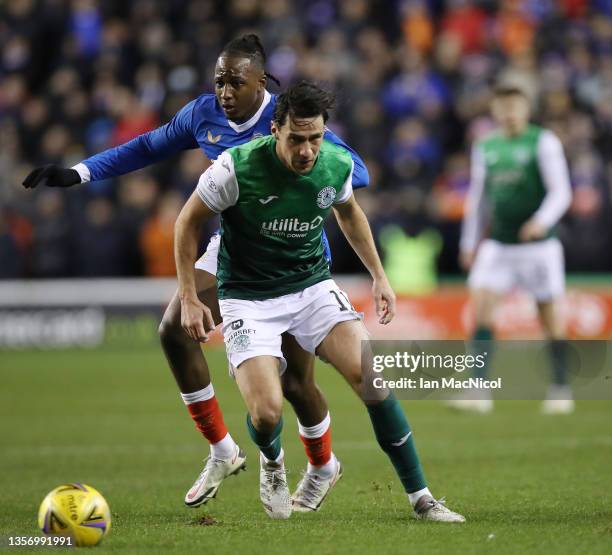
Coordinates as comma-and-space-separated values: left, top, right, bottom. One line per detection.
174, 190, 216, 343
332, 195, 396, 324
23, 100, 199, 189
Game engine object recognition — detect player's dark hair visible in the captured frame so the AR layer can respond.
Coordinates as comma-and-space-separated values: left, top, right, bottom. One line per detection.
493, 84, 527, 98
220, 33, 280, 86
273, 82, 335, 126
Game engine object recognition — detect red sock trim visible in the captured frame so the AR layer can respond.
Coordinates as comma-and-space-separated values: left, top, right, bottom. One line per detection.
300, 427, 332, 466
187, 397, 228, 444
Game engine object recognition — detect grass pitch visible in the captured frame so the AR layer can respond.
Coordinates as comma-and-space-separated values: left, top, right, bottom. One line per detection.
1, 346, 611, 554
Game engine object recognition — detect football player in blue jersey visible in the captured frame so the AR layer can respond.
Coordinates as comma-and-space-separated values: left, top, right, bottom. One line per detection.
23, 34, 368, 512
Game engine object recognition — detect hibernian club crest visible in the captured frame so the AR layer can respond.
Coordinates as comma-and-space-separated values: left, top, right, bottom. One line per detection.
232, 334, 251, 352
317, 186, 336, 209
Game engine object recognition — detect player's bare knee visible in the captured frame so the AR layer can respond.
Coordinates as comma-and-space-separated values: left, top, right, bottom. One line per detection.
250, 404, 283, 433
158, 306, 184, 344
474, 303, 494, 327
342, 367, 364, 398
281, 372, 314, 403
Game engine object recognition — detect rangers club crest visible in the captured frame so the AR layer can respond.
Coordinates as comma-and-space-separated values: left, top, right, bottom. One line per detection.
317, 186, 336, 209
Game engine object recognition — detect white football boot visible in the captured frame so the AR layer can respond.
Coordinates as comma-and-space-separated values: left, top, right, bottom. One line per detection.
445, 388, 493, 414
260, 454, 292, 519
184, 444, 246, 507
414, 495, 466, 523
541, 385, 575, 414
292, 459, 343, 512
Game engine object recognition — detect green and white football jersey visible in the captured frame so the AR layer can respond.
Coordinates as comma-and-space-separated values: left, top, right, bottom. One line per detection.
196, 135, 353, 300
481, 125, 548, 243
461, 125, 572, 252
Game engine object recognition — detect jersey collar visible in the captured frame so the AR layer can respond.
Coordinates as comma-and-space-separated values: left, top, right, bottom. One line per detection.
226, 90, 271, 134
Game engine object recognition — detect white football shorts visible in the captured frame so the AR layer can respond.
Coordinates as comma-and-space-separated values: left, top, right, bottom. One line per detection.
219, 279, 363, 375
194, 233, 220, 275
468, 238, 565, 302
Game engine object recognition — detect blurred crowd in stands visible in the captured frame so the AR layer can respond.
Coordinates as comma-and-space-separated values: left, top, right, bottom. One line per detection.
1, 0, 612, 280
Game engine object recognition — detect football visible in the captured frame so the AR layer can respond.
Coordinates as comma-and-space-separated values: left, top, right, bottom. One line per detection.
37, 483, 111, 547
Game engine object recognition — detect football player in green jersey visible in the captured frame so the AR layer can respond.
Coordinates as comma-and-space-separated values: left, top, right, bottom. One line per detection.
175, 82, 466, 522
452, 84, 573, 414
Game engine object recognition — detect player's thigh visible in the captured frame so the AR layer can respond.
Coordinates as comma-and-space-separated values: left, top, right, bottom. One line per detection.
194, 233, 222, 325
471, 288, 502, 326
219, 297, 289, 374
234, 356, 284, 424
520, 239, 565, 305
316, 320, 386, 401
468, 240, 514, 299
281, 332, 316, 387
195, 269, 221, 326
288, 279, 362, 355
537, 300, 566, 339
160, 270, 220, 332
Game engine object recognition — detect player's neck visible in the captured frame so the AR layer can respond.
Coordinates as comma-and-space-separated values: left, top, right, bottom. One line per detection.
502, 124, 528, 138
229, 90, 265, 124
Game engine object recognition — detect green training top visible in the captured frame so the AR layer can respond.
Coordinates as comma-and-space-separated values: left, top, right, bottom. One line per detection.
480, 124, 551, 243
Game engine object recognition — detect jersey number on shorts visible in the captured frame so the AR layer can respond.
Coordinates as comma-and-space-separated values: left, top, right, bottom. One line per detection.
330, 290, 354, 312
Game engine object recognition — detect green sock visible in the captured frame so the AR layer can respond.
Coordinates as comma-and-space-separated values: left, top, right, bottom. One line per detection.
366, 394, 427, 493
246, 413, 283, 461
550, 339, 569, 386
472, 326, 493, 379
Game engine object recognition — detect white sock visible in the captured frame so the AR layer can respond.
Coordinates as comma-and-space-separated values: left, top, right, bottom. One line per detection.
408, 487, 432, 507
180, 384, 215, 404
262, 448, 284, 465
307, 453, 338, 479
297, 412, 331, 439
210, 432, 237, 460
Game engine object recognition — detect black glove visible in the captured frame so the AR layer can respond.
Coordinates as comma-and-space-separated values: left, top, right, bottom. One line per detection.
22, 165, 81, 189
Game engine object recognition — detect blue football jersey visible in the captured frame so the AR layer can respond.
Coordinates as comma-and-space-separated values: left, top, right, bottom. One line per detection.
80, 90, 369, 261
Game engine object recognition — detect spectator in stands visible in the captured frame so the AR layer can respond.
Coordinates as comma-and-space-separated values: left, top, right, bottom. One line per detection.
3, 0, 612, 277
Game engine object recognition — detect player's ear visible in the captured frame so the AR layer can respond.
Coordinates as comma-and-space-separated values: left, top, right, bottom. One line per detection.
271, 121, 279, 139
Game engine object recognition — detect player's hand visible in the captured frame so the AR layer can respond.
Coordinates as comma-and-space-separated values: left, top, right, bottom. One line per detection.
518, 219, 547, 242
372, 276, 396, 325
459, 250, 476, 272
22, 165, 81, 189
180, 295, 216, 343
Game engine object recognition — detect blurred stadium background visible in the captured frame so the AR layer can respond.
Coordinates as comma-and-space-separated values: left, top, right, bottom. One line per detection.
2, 0, 612, 343
2, 2, 612, 552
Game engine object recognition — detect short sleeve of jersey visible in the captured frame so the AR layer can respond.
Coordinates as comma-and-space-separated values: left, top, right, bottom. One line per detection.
334, 160, 354, 204
196, 151, 239, 213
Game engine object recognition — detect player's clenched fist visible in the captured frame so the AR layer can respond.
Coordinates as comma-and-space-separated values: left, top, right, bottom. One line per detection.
180, 296, 216, 343
22, 165, 81, 189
